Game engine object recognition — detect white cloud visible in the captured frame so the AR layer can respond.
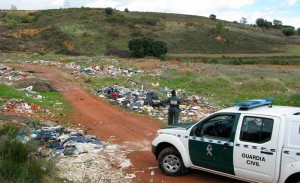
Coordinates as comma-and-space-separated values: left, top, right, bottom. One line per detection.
281, 17, 300, 28
217, 11, 249, 23
52, 0, 64, 6
286, 0, 297, 6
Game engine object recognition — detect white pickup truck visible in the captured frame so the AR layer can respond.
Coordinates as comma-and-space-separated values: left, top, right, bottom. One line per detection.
152, 98, 300, 183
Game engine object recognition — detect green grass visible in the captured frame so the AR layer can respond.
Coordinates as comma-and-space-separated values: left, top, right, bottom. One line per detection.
80, 62, 300, 107
286, 45, 300, 55
1, 53, 299, 108
0, 84, 71, 119
0, 84, 24, 102
1, 8, 300, 55
167, 55, 300, 65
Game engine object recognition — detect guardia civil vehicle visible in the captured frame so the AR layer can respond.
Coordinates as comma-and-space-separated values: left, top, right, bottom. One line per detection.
152, 98, 300, 183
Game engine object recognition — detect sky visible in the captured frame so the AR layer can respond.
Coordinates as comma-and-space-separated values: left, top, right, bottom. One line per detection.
0, 0, 299, 28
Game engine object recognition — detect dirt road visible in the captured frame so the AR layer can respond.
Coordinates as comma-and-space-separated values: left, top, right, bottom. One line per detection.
13, 64, 238, 183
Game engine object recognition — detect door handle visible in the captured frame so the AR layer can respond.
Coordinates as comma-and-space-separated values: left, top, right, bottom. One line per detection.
261, 151, 273, 155
223, 143, 230, 149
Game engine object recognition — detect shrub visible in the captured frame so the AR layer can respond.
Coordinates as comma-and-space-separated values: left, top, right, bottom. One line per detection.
282, 27, 295, 36
151, 41, 168, 57
5, 12, 23, 22
128, 38, 145, 57
21, 15, 36, 23
0, 124, 19, 139
0, 124, 53, 182
104, 7, 114, 15
128, 37, 168, 58
216, 22, 224, 34
7, 19, 18, 29
5, 12, 36, 24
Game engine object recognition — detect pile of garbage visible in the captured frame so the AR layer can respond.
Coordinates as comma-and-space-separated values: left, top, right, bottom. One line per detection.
0, 99, 54, 119
34, 60, 64, 68
1, 99, 42, 114
66, 62, 143, 78
24, 123, 134, 182
94, 85, 219, 122
33, 60, 143, 78
0, 64, 34, 82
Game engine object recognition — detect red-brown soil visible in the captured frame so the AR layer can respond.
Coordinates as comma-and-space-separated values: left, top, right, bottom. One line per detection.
12, 63, 239, 183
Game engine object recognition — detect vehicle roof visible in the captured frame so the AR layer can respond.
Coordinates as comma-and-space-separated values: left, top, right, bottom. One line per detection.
218, 105, 300, 116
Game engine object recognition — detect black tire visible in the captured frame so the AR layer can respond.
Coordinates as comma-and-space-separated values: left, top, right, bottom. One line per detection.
157, 147, 188, 176
286, 174, 300, 183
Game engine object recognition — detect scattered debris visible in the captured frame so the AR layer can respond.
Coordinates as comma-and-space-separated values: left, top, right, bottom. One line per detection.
32, 125, 134, 182
94, 85, 219, 122
0, 99, 53, 120
0, 64, 34, 83
0, 116, 135, 183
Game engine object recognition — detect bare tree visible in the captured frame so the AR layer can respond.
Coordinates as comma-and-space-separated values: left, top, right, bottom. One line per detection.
240, 17, 247, 24
273, 19, 282, 28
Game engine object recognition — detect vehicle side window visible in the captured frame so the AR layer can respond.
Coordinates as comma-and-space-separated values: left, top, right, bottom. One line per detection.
195, 115, 235, 139
240, 116, 274, 143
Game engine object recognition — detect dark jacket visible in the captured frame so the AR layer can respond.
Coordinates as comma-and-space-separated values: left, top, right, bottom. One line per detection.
167, 95, 181, 109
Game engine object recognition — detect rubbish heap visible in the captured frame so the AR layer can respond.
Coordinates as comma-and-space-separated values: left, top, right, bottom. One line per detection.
33, 60, 143, 78
94, 85, 220, 122
27, 123, 134, 182
0, 64, 34, 82
33, 60, 64, 68
0, 113, 135, 182
66, 62, 143, 78
0, 99, 54, 120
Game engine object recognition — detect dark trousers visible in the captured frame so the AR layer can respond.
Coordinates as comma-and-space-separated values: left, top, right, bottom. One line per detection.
168, 107, 179, 125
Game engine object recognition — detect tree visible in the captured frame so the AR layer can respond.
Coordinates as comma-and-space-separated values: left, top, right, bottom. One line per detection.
124, 8, 129, 12
240, 17, 247, 24
256, 18, 272, 29
273, 19, 282, 28
256, 18, 265, 27
298, 28, 300, 35
128, 37, 168, 58
128, 38, 144, 57
209, 14, 216, 21
282, 27, 295, 36
264, 20, 272, 29
150, 41, 167, 57
104, 7, 114, 15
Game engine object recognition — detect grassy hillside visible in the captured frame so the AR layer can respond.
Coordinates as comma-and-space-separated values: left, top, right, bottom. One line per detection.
0, 8, 300, 56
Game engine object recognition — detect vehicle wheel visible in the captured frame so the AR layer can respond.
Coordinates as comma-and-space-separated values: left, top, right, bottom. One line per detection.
158, 147, 188, 176
286, 174, 300, 183
287, 176, 300, 183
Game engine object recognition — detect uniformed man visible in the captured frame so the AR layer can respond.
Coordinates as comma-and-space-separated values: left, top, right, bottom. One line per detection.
167, 90, 181, 125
